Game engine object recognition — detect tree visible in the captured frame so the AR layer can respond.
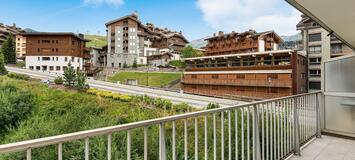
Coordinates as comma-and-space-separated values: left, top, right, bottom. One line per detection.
0, 50, 7, 75
123, 61, 128, 68
76, 71, 89, 91
181, 45, 203, 58
0, 35, 16, 64
132, 58, 137, 68
63, 62, 76, 88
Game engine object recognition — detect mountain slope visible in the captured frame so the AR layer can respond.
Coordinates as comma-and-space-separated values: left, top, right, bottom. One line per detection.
84, 34, 107, 48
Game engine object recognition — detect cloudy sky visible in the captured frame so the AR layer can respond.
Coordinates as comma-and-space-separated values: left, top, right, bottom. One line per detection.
0, 0, 301, 40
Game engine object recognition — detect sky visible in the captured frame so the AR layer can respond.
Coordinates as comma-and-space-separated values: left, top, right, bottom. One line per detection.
0, 0, 301, 41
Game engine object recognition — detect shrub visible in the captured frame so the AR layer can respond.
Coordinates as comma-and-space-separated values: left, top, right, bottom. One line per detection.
0, 84, 35, 135
206, 103, 220, 110
54, 77, 64, 85
76, 71, 89, 91
7, 73, 30, 81
173, 103, 190, 113
154, 98, 172, 110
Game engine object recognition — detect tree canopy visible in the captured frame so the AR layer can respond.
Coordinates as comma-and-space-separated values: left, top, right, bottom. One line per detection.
181, 45, 203, 58
0, 35, 16, 64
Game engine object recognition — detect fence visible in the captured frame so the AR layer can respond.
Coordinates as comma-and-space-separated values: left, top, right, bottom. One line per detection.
0, 92, 321, 160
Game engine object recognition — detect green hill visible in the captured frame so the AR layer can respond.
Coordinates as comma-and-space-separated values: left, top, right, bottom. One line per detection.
84, 34, 107, 48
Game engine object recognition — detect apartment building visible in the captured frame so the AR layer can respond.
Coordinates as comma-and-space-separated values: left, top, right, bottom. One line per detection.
89, 46, 107, 67
182, 30, 307, 100
297, 15, 354, 91
105, 12, 188, 68
15, 35, 26, 59
22, 32, 91, 73
0, 23, 23, 48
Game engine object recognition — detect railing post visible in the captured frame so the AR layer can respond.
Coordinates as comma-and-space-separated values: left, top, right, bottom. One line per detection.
253, 105, 261, 160
159, 123, 166, 160
293, 97, 301, 156
316, 93, 322, 138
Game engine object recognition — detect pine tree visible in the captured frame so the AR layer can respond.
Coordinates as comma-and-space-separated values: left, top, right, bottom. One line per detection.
0, 50, 7, 75
132, 58, 137, 68
76, 71, 89, 91
0, 35, 16, 64
63, 62, 76, 88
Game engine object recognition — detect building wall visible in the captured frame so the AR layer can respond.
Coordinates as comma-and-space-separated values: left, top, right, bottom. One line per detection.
15, 35, 26, 58
24, 34, 87, 73
298, 18, 354, 92
26, 56, 83, 73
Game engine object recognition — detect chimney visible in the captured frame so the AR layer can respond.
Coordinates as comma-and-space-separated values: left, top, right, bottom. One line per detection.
213, 33, 216, 37
218, 31, 224, 36
13, 23, 16, 28
132, 11, 139, 19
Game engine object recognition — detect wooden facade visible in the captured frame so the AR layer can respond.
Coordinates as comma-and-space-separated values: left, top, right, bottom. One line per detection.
182, 30, 307, 100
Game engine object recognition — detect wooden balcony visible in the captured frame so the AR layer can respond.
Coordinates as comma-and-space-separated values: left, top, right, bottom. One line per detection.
181, 78, 292, 88
185, 65, 292, 72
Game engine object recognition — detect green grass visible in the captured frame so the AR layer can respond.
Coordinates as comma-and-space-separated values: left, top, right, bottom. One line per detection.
108, 71, 182, 87
84, 34, 107, 48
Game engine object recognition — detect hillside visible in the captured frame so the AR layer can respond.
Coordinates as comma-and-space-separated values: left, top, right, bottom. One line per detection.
84, 34, 107, 48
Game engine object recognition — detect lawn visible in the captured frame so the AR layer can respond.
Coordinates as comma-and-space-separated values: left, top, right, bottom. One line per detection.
84, 34, 107, 48
108, 71, 182, 87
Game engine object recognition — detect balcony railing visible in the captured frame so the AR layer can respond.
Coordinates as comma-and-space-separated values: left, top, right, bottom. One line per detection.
0, 92, 321, 160
182, 79, 293, 88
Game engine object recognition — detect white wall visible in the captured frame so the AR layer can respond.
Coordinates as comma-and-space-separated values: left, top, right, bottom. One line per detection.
26, 56, 83, 73
258, 40, 265, 52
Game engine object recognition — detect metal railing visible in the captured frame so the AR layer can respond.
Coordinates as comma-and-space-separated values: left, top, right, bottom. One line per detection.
0, 92, 321, 160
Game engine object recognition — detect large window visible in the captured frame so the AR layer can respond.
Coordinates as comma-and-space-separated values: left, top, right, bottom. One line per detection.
308, 33, 321, 42
309, 58, 321, 65
309, 70, 321, 77
42, 57, 50, 61
331, 44, 342, 53
309, 45, 322, 54
309, 82, 321, 90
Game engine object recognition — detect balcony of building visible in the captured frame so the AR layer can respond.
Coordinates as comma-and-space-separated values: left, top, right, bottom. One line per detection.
181, 78, 293, 88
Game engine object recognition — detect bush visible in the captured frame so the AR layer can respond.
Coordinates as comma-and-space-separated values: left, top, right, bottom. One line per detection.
76, 71, 89, 91
54, 77, 63, 85
154, 98, 172, 110
7, 73, 30, 81
86, 88, 132, 102
206, 103, 220, 110
0, 84, 35, 135
168, 60, 186, 68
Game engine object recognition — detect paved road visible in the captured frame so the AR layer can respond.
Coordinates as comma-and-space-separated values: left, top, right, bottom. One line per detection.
6, 67, 246, 108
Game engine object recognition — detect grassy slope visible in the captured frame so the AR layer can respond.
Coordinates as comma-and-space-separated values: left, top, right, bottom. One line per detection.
84, 34, 107, 48
108, 71, 182, 87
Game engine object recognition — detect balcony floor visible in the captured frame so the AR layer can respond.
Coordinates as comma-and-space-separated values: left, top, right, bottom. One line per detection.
290, 135, 355, 160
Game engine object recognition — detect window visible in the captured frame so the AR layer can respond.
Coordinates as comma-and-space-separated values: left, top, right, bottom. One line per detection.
268, 74, 278, 80
308, 33, 321, 42
36, 66, 40, 70
56, 48, 58, 52
37, 48, 40, 52
71, 57, 75, 62
56, 66, 61, 71
301, 73, 306, 79
52, 57, 54, 61
212, 75, 219, 79
309, 70, 321, 77
29, 66, 34, 70
309, 82, 321, 90
49, 66, 54, 71
331, 44, 342, 53
37, 57, 40, 61
63, 66, 68, 71
42, 57, 50, 61
236, 74, 245, 79
38, 40, 40, 44
56, 57, 58, 61
65, 57, 68, 62
56, 40, 58, 43
309, 58, 321, 65
309, 45, 321, 54
72, 41, 75, 45
42, 40, 50, 43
